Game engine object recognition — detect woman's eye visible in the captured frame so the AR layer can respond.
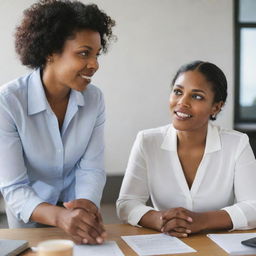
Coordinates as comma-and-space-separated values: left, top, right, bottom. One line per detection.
96, 51, 102, 57
173, 89, 182, 95
79, 51, 89, 57
192, 94, 203, 100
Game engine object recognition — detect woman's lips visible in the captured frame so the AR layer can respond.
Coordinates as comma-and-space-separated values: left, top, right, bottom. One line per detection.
80, 74, 92, 82
174, 111, 192, 120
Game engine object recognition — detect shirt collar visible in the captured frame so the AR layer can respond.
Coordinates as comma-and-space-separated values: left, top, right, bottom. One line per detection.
28, 69, 48, 115
28, 69, 85, 115
71, 89, 85, 107
160, 122, 221, 153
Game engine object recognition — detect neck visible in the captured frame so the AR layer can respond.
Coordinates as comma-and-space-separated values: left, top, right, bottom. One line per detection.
177, 125, 208, 149
41, 67, 70, 103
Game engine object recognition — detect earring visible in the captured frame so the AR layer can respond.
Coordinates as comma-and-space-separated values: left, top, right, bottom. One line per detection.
211, 114, 216, 120
47, 57, 52, 63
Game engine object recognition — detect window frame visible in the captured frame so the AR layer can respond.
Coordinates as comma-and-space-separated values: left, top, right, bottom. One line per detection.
234, 0, 256, 128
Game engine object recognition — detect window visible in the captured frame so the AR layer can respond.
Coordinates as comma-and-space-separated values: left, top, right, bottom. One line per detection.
235, 0, 256, 128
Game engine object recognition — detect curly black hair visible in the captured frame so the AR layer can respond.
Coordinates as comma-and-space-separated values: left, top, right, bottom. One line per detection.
15, 0, 116, 69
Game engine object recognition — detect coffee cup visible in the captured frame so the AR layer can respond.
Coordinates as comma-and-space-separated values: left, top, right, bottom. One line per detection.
36, 239, 74, 256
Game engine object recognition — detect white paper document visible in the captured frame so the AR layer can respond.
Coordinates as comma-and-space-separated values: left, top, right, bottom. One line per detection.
121, 233, 196, 256
74, 241, 125, 256
207, 233, 256, 255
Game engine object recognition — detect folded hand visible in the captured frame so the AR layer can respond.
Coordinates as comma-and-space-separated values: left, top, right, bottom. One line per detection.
160, 207, 206, 238
57, 199, 106, 244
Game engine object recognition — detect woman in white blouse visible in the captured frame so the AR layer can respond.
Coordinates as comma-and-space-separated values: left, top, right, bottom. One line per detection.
116, 61, 256, 237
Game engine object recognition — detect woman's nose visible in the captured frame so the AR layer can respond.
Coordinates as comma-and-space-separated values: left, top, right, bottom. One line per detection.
87, 57, 99, 70
178, 95, 190, 107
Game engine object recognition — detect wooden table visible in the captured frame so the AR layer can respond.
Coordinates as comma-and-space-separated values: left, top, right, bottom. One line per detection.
0, 224, 256, 256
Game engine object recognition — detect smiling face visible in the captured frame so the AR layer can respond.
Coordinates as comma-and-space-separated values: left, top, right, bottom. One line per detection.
169, 70, 223, 132
44, 29, 101, 93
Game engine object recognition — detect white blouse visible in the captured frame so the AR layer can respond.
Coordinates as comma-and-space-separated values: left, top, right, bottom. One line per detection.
116, 123, 256, 230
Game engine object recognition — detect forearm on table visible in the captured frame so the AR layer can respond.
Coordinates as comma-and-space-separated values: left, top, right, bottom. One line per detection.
138, 210, 163, 231
199, 210, 233, 231
30, 202, 66, 227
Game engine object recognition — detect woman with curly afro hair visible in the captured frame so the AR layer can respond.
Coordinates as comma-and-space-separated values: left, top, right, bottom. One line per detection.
0, 0, 115, 244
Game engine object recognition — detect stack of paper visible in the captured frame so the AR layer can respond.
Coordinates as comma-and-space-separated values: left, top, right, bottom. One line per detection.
74, 233, 196, 256
208, 233, 256, 255
74, 241, 124, 256
122, 233, 196, 255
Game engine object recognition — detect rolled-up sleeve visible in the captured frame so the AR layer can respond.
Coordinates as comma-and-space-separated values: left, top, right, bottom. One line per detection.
75, 90, 106, 208
0, 96, 44, 223
222, 134, 256, 230
116, 132, 154, 226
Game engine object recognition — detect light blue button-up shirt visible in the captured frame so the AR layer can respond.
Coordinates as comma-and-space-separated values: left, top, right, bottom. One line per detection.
0, 69, 106, 224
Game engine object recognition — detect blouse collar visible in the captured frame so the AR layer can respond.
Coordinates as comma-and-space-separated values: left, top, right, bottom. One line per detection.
161, 122, 221, 153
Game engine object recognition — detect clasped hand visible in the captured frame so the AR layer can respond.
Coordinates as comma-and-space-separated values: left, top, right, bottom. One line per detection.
160, 207, 206, 238
58, 199, 106, 244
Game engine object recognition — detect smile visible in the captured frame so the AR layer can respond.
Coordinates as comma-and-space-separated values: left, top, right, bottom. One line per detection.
80, 74, 92, 81
174, 111, 192, 119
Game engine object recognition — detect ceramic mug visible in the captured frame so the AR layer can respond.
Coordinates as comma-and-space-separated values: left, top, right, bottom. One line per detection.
36, 239, 74, 256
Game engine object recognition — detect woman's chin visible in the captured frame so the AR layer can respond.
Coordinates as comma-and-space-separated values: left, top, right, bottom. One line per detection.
172, 120, 192, 131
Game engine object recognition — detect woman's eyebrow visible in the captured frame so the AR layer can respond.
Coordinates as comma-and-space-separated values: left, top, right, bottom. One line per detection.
191, 89, 206, 94
174, 85, 206, 94
78, 45, 92, 49
174, 84, 183, 89
78, 45, 102, 52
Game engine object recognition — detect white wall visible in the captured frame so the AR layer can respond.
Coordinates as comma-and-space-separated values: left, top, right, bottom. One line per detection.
0, 0, 234, 175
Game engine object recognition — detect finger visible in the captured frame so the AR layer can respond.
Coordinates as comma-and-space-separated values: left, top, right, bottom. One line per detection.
161, 208, 191, 221
77, 210, 105, 235
96, 211, 103, 223
76, 228, 97, 245
86, 225, 103, 241
67, 215, 103, 244
73, 219, 100, 240
63, 202, 72, 209
173, 227, 191, 234
68, 208, 105, 238
166, 231, 188, 238
67, 209, 100, 237
161, 218, 189, 233
71, 235, 83, 245
161, 208, 193, 223
77, 227, 105, 245
83, 216, 105, 235
95, 212, 107, 238
96, 212, 106, 234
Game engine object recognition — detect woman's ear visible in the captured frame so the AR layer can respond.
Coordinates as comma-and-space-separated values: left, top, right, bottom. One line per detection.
211, 101, 224, 116
46, 53, 56, 64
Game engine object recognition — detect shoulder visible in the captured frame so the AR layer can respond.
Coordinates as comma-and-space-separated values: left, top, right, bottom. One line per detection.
212, 124, 249, 152
218, 126, 248, 143
0, 71, 32, 103
139, 124, 170, 135
137, 124, 171, 143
